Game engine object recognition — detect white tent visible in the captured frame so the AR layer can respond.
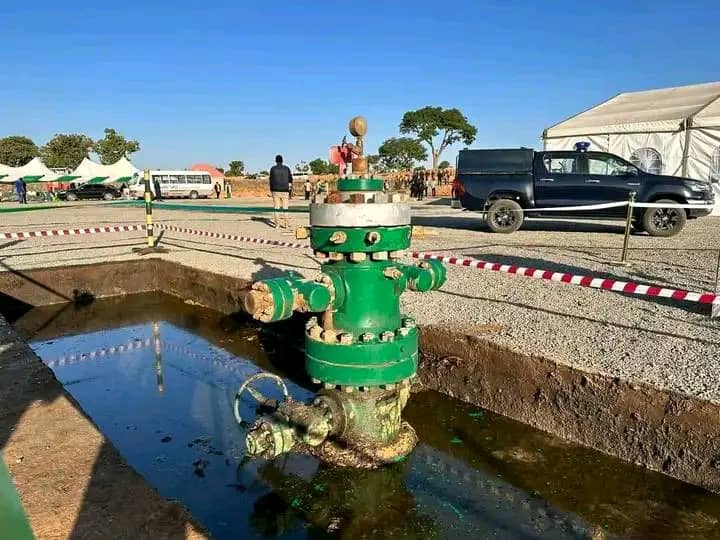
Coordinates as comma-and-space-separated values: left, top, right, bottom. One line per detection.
543, 81, 720, 214
0, 157, 60, 183
72, 156, 140, 184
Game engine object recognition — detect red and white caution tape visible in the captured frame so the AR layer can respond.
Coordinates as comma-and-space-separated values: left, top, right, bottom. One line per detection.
0, 224, 145, 240
633, 201, 715, 209
3, 222, 716, 307
411, 251, 720, 305
44, 337, 256, 378
520, 201, 629, 212
505, 201, 714, 212
44, 338, 152, 368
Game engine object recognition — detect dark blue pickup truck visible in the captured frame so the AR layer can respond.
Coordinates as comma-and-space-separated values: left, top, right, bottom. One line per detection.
453, 148, 714, 236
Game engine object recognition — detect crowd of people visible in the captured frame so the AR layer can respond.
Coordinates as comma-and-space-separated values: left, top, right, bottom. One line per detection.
383, 167, 454, 200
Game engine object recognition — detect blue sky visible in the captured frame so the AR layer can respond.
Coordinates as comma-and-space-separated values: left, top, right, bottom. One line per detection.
1, 0, 719, 171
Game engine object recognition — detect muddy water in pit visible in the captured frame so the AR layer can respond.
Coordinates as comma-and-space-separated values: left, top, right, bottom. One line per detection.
9, 293, 720, 539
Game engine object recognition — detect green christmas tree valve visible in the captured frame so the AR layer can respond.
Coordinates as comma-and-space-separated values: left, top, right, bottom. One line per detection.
237, 117, 446, 467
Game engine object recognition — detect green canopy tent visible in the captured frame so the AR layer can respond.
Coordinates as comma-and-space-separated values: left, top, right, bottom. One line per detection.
56, 175, 81, 183
85, 176, 110, 185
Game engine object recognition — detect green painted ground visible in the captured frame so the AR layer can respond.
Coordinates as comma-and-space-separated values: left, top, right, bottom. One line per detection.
0, 454, 34, 539
0, 204, 60, 213
110, 201, 309, 214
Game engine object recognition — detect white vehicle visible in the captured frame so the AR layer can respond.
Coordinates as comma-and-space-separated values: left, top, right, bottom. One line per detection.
130, 170, 214, 199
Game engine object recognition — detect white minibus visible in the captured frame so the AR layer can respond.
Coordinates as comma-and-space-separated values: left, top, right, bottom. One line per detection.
130, 171, 214, 199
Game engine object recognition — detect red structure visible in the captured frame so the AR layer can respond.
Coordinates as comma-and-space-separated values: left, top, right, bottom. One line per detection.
191, 163, 225, 180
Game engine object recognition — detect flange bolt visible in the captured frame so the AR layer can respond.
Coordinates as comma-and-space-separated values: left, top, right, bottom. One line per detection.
329, 231, 347, 244
402, 318, 416, 329
365, 231, 381, 244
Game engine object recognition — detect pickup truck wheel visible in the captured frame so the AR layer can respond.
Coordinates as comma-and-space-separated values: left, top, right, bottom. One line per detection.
487, 199, 523, 233
643, 199, 686, 237
66, 193, 78, 202
189, 190, 199, 199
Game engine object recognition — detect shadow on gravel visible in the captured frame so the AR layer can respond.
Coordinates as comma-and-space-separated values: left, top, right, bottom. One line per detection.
161, 239, 318, 273
464, 253, 711, 315
0, 241, 146, 261
438, 289, 718, 346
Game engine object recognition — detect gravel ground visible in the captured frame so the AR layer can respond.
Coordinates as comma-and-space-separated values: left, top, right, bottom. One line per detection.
2, 197, 719, 402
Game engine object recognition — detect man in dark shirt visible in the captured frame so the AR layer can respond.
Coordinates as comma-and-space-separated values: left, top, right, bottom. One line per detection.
269, 154, 292, 229
153, 176, 163, 201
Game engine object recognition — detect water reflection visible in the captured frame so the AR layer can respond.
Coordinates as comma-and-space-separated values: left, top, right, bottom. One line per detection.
17, 294, 720, 540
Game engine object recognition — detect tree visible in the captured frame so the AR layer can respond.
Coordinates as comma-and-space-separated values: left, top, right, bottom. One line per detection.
309, 158, 329, 175
0, 136, 39, 166
399, 106, 476, 169
227, 160, 245, 176
41, 133, 94, 170
259, 170, 269, 176
438, 160, 451, 169
378, 137, 428, 170
93, 128, 140, 165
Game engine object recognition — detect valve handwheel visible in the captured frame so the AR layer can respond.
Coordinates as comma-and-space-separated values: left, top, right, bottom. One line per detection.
234, 372, 290, 426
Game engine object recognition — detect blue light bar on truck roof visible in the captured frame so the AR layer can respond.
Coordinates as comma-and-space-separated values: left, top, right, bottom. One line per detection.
574, 141, 591, 152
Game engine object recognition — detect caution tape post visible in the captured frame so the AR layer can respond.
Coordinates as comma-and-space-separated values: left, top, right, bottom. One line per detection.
619, 191, 636, 264
132, 169, 169, 255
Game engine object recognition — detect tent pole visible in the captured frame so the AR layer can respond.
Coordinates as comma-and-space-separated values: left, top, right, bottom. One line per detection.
681, 118, 692, 178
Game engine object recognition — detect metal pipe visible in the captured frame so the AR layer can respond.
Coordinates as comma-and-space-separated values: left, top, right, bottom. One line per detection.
620, 191, 636, 264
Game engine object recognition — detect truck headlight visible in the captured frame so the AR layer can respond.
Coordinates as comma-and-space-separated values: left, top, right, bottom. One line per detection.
687, 181, 711, 193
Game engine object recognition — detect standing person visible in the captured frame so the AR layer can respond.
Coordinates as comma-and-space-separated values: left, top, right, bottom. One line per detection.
153, 176, 163, 201
21, 179, 28, 204
304, 179, 312, 200
418, 172, 426, 201
269, 154, 292, 229
14, 178, 25, 204
214, 181, 222, 199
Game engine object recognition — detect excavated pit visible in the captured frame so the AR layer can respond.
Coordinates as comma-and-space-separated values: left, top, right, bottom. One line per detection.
2, 259, 720, 537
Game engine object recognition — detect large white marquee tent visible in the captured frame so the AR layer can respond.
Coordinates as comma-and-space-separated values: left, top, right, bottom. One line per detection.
543, 81, 720, 214
0, 156, 140, 185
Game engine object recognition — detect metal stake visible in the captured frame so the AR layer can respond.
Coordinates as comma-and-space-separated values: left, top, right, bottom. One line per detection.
713, 249, 720, 319
133, 169, 168, 255
620, 191, 636, 264
153, 321, 164, 393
